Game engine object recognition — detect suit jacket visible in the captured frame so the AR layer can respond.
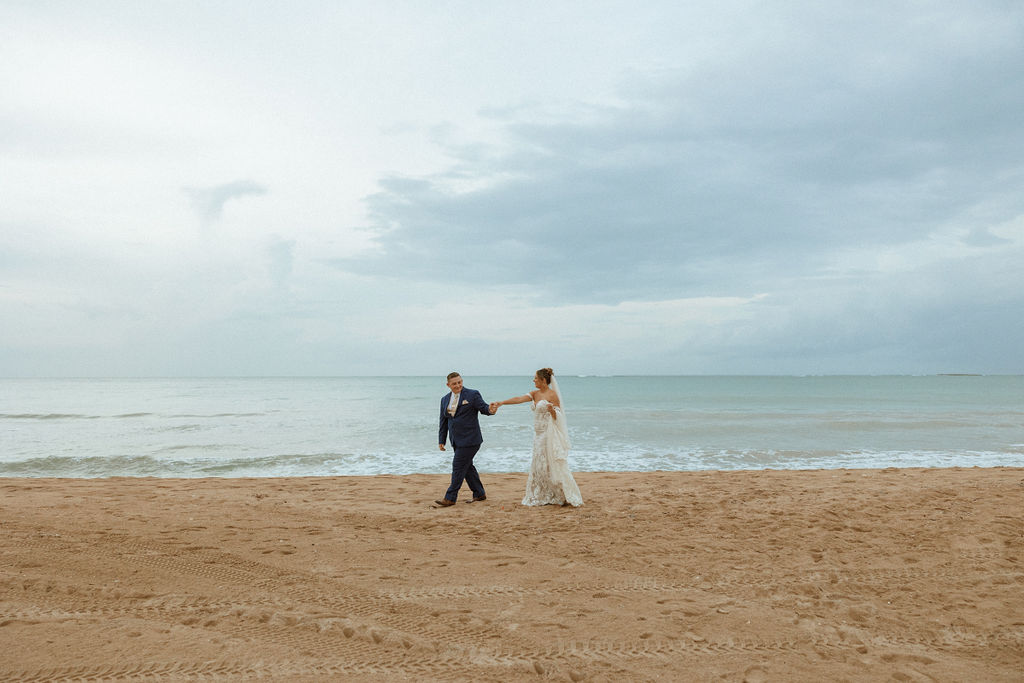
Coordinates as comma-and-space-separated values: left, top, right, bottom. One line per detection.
439, 388, 491, 448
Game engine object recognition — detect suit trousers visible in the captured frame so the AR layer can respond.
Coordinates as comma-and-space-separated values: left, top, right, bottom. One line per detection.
445, 444, 485, 502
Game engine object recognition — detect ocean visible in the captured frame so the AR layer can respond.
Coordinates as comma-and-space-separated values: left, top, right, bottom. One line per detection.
2, 375, 1022, 478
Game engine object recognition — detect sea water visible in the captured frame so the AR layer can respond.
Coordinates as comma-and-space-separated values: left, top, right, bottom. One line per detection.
1, 375, 1022, 477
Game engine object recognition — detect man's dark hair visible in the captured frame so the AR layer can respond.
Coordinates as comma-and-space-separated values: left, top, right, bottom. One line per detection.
447, 372, 461, 381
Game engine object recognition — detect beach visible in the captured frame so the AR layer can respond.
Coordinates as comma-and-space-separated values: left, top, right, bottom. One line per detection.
2, 468, 1022, 681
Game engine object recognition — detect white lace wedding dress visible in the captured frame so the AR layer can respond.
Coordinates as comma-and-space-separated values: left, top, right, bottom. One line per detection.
522, 399, 583, 507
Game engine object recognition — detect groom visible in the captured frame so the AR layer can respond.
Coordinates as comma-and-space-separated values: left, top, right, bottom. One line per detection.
436, 372, 495, 507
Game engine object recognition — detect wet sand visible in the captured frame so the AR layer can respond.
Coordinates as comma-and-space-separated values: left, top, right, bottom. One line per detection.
2, 468, 1022, 681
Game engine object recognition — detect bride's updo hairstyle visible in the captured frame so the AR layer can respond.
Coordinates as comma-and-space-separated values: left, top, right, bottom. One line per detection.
536, 367, 554, 384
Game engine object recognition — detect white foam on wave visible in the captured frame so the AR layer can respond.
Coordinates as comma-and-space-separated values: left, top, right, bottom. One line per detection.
4, 446, 1024, 478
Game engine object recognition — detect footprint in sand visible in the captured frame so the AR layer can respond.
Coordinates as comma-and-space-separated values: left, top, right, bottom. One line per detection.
743, 665, 769, 683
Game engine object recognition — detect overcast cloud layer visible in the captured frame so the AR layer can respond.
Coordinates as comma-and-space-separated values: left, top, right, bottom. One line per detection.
2, 1, 1022, 376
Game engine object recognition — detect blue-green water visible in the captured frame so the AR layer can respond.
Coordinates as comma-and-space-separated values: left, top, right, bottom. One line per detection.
1, 376, 1022, 477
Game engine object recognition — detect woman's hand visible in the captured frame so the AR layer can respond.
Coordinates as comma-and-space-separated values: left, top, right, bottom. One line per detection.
547, 404, 557, 419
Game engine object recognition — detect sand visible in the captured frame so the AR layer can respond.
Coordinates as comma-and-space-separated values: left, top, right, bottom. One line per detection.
1, 468, 1022, 682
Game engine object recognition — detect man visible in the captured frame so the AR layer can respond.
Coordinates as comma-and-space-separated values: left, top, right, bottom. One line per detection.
436, 372, 495, 507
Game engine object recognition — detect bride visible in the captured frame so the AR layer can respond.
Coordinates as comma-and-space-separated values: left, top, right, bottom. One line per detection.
492, 368, 583, 507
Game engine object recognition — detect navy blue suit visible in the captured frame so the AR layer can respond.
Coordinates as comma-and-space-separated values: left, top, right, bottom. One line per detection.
439, 388, 492, 502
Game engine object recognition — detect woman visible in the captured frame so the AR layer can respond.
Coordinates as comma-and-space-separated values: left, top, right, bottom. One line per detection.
493, 368, 583, 507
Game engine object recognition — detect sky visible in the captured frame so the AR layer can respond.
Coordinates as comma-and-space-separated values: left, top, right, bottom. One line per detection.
2, 1, 1023, 377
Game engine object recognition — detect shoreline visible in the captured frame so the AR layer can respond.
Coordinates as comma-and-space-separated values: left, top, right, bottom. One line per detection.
5, 462, 1024, 480
3, 468, 1022, 680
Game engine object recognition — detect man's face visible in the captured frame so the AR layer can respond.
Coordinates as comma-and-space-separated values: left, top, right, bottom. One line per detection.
447, 376, 464, 393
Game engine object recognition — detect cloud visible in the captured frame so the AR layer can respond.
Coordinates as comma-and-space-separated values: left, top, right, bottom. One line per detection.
334, 4, 1024, 310
184, 180, 267, 226
963, 227, 1011, 248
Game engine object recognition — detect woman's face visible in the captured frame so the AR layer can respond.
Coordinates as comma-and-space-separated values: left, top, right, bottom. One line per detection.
533, 374, 545, 389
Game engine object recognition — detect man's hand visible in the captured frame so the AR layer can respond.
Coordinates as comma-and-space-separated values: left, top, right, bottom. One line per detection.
439, 444, 446, 451
489, 402, 500, 414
